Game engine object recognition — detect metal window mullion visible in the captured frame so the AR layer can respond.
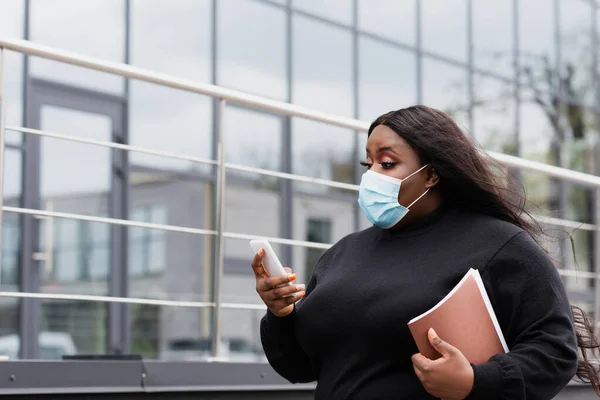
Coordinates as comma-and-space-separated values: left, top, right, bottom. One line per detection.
416, 0, 423, 104
466, 0, 474, 136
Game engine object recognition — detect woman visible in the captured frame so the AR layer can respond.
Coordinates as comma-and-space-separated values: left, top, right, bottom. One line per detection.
251, 105, 600, 399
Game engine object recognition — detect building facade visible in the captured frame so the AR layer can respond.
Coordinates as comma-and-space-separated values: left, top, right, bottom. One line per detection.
0, 0, 599, 364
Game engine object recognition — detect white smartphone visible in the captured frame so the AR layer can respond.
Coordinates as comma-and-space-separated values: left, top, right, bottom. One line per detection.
249, 239, 290, 282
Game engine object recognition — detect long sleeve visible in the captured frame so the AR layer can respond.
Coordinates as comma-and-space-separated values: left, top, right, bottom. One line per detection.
260, 274, 317, 384
466, 232, 579, 400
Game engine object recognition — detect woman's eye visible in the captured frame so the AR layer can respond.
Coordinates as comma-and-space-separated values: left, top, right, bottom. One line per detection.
359, 161, 372, 169
381, 162, 398, 170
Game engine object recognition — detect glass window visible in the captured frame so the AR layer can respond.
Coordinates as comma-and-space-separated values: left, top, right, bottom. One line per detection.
128, 205, 167, 277
305, 218, 332, 279
519, 0, 555, 91
292, 0, 352, 25
357, 0, 415, 45
472, 0, 513, 77
40, 106, 111, 200
292, 193, 355, 284
292, 119, 355, 188
560, 0, 593, 105
421, 0, 467, 62
472, 75, 516, 153
422, 57, 469, 130
293, 15, 353, 116
520, 87, 557, 165
562, 108, 595, 173
130, 0, 211, 81
218, 0, 286, 100
0, 0, 24, 144
30, 0, 125, 94
224, 107, 282, 183
129, 0, 212, 175
292, 16, 354, 186
358, 37, 417, 121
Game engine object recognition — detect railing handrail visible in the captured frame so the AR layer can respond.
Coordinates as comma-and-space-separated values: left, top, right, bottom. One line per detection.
2, 37, 600, 188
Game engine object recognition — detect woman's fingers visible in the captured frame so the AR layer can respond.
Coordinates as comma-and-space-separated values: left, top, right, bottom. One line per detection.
257, 273, 297, 292
271, 290, 306, 306
265, 284, 306, 301
251, 250, 268, 278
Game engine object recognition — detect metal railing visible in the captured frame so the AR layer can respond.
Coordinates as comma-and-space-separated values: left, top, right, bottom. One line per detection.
1, 37, 600, 359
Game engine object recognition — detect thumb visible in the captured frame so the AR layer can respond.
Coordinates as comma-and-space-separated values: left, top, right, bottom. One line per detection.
428, 328, 456, 357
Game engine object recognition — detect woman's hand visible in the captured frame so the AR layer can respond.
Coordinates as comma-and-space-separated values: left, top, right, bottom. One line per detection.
412, 328, 474, 400
252, 249, 306, 318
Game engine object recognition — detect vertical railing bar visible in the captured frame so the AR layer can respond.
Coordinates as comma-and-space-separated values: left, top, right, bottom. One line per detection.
0, 47, 6, 285
594, 188, 600, 336
211, 98, 226, 359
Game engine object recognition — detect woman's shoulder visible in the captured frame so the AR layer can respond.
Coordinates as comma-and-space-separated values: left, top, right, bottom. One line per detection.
451, 208, 525, 243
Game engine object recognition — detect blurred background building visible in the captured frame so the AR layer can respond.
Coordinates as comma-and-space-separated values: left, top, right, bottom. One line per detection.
0, 0, 599, 368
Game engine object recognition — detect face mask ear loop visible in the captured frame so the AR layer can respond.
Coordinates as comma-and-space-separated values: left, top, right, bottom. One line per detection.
402, 163, 431, 182
407, 187, 431, 209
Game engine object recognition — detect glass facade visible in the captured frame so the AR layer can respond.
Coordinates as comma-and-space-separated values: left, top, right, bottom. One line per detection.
0, 0, 599, 363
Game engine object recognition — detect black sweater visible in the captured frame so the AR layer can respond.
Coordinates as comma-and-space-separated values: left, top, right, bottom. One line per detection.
260, 206, 579, 399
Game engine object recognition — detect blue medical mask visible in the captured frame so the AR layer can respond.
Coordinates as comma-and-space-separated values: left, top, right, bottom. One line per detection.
358, 164, 430, 229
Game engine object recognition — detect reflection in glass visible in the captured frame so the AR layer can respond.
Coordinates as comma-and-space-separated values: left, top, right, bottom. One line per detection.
130, 0, 211, 81
30, 0, 125, 94
129, 0, 212, 175
421, 0, 467, 62
358, 37, 417, 121
520, 170, 553, 217
292, 119, 354, 189
563, 109, 597, 174
218, 0, 286, 100
518, 0, 555, 91
559, 0, 593, 105
292, 191, 355, 282
0, 0, 24, 144
422, 57, 469, 130
305, 218, 332, 279
293, 15, 353, 116
563, 228, 593, 294
129, 83, 212, 175
1, 150, 20, 293
40, 106, 111, 199
472, 75, 515, 153
129, 205, 167, 277
472, 0, 512, 77
292, 0, 352, 25
40, 300, 105, 358
0, 299, 19, 359
357, 0, 415, 45
224, 107, 282, 183
520, 89, 556, 164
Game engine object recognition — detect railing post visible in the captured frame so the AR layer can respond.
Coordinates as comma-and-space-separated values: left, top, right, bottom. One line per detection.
211, 98, 226, 360
594, 188, 600, 338
0, 47, 7, 285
